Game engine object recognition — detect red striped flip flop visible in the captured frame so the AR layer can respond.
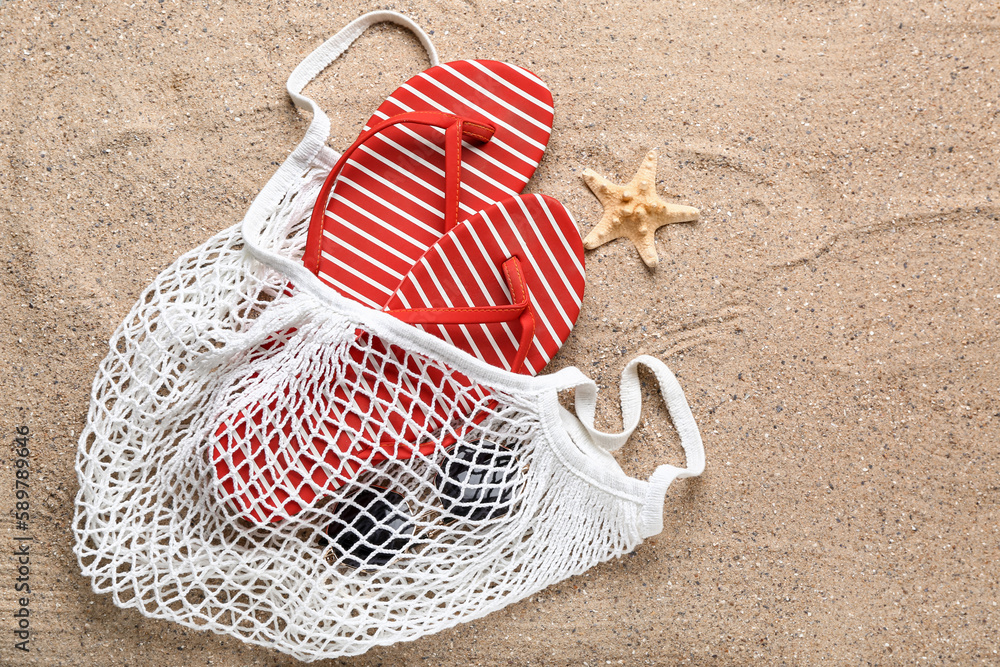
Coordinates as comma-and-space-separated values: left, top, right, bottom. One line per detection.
321, 194, 586, 498
335, 193, 585, 482
302, 59, 554, 309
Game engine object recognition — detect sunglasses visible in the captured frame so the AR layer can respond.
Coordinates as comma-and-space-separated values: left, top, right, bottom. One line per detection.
324, 440, 520, 569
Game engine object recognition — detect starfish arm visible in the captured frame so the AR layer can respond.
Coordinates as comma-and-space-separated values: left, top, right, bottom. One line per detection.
582, 212, 626, 249
582, 169, 621, 207
630, 150, 659, 193
649, 202, 700, 230
629, 229, 660, 269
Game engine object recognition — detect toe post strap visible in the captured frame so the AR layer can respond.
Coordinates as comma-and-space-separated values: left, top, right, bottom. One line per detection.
386, 256, 535, 373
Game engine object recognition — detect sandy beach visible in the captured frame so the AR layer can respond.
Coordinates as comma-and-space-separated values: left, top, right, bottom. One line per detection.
1, 0, 997, 664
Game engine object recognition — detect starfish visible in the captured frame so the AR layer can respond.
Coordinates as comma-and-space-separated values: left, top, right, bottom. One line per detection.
581, 150, 699, 270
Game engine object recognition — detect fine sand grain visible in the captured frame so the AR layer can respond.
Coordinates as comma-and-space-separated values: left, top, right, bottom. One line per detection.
1, 0, 997, 664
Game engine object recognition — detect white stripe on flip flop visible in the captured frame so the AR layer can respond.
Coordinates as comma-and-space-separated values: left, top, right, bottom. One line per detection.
370, 107, 526, 195
322, 214, 414, 268
495, 201, 575, 329
345, 158, 445, 221
316, 271, 382, 309
456, 138, 537, 188
320, 251, 393, 299
330, 194, 430, 253
439, 63, 551, 133
479, 207, 563, 347
337, 175, 441, 238
320, 236, 403, 282
391, 88, 540, 168
466, 60, 554, 113
514, 195, 582, 307
409, 77, 547, 152
535, 194, 586, 281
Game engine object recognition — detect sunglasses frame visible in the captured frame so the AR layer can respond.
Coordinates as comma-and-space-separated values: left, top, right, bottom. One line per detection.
322, 439, 525, 570
433, 439, 520, 522
322, 483, 416, 570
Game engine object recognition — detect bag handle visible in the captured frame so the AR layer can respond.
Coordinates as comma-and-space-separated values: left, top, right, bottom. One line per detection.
286, 11, 439, 156
547, 356, 705, 538
240, 12, 438, 291
547, 355, 705, 475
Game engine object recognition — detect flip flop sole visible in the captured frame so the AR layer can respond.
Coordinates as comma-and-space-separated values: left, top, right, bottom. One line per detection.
311, 60, 554, 309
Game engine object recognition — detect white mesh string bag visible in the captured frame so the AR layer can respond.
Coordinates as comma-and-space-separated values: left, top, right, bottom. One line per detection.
73, 12, 706, 662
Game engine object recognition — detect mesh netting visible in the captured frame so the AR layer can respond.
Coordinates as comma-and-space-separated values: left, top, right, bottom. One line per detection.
73, 157, 650, 661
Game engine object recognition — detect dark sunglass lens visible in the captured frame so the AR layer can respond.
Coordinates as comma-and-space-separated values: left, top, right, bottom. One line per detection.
327, 489, 413, 568
439, 444, 518, 520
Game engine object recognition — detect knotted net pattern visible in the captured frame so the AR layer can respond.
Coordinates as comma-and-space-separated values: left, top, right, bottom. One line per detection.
74, 161, 645, 661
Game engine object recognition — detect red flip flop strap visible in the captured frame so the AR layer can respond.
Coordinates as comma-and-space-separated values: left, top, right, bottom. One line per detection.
387, 256, 530, 325
443, 117, 496, 231
444, 121, 462, 233
304, 111, 496, 273
510, 295, 535, 375
387, 257, 536, 373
